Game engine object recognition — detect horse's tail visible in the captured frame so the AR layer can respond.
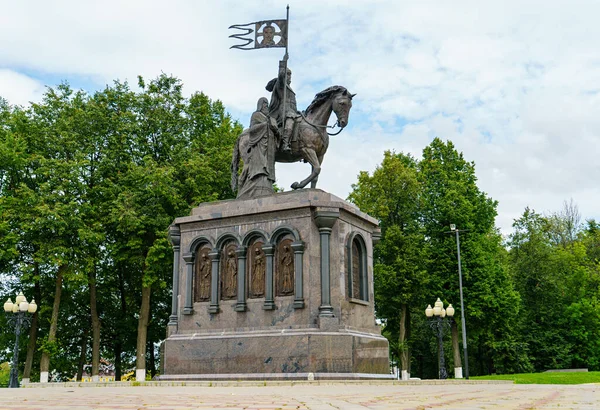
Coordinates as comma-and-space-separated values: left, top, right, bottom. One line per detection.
231, 133, 241, 193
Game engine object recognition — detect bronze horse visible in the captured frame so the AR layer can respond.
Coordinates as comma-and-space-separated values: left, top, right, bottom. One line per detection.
231, 86, 354, 193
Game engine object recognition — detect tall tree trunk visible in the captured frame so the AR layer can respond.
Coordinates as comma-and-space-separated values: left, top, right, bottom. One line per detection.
76, 327, 89, 382
39, 265, 65, 383
22, 277, 41, 383
406, 307, 411, 376
451, 319, 462, 378
399, 303, 410, 380
135, 284, 151, 381
114, 341, 122, 381
148, 339, 156, 378
89, 264, 101, 382
114, 267, 127, 382
478, 342, 484, 375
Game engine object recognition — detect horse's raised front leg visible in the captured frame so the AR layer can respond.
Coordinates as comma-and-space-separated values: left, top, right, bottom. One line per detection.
291, 148, 320, 190
310, 154, 324, 189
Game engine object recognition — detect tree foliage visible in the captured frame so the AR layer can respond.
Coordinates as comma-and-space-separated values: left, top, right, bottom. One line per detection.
349, 138, 600, 378
0, 75, 240, 381
2, 76, 599, 382
508, 205, 600, 371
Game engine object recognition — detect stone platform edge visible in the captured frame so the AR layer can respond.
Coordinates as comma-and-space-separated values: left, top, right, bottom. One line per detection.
175, 189, 379, 226
158, 372, 396, 381
21, 379, 514, 388
167, 328, 388, 340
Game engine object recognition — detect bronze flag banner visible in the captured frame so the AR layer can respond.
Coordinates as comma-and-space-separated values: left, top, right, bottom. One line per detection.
229, 19, 288, 50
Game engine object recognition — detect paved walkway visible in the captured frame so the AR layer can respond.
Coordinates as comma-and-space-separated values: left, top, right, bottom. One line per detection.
0, 382, 598, 409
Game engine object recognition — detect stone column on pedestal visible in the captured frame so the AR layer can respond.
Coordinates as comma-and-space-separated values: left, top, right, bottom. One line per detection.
291, 241, 305, 309
168, 225, 181, 327
314, 209, 340, 318
235, 246, 247, 312
182, 253, 194, 315
208, 250, 220, 314
262, 245, 275, 310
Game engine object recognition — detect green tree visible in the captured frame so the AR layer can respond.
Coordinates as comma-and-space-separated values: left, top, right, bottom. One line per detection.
418, 138, 524, 375
348, 150, 427, 379
98, 75, 240, 380
509, 207, 600, 371
0, 98, 45, 383
0, 74, 241, 383
0, 85, 95, 382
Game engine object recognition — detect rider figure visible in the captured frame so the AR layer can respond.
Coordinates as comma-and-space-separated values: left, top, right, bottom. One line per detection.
265, 56, 299, 154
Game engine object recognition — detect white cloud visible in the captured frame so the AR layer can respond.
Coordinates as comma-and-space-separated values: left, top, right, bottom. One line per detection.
1, 0, 599, 233
0, 70, 45, 106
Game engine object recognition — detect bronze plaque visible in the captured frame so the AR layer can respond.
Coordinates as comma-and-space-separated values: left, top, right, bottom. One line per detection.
276, 238, 294, 296
249, 241, 265, 298
221, 242, 238, 300
194, 246, 212, 302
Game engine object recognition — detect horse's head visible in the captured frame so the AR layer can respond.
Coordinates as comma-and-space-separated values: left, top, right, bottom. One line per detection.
332, 89, 355, 128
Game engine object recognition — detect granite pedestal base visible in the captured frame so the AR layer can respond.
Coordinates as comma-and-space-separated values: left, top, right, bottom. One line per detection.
162, 189, 390, 379
162, 329, 390, 378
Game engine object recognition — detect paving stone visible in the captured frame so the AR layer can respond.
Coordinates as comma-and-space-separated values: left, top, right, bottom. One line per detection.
0, 382, 598, 409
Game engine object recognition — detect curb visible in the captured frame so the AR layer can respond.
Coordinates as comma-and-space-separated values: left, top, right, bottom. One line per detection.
21, 379, 514, 388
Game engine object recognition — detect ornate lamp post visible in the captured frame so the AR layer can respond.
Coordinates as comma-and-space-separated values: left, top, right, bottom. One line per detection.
425, 298, 454, 380
3, 292, 37, 388
448, 224, 469, 379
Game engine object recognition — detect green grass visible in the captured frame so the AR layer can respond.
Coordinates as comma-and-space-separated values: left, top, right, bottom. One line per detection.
0, 362, 9, 388
472, 371, 600, 384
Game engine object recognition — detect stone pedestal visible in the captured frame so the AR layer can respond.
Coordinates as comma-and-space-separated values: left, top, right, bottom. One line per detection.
161, 189, 391, 380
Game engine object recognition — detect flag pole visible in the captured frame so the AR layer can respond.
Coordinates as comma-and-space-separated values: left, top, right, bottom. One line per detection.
285, 5, 289, 56
281, 5, 290, 135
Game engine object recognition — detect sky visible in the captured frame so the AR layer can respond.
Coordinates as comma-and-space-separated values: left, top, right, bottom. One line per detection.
1, 0, 599, 235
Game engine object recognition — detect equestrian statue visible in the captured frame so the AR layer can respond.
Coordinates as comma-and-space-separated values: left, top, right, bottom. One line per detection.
229, 9, 355, 199
231, 56, 354, 199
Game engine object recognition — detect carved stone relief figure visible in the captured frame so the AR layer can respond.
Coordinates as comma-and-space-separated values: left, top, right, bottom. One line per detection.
249, 241, 265, 298
194, 246, 211, 302
276, 238, 294, 296
352, 240, 361, 299
221, 243, 238, 299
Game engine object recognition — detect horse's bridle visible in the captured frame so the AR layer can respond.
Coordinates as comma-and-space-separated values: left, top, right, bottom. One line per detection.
300, 111, 346, 136
327, 123, 345, 136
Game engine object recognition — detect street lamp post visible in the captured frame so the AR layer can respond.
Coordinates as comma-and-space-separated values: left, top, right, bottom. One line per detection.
3, 292, 37, 388
449, 224, 469, 379
425, 298, 454, 380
